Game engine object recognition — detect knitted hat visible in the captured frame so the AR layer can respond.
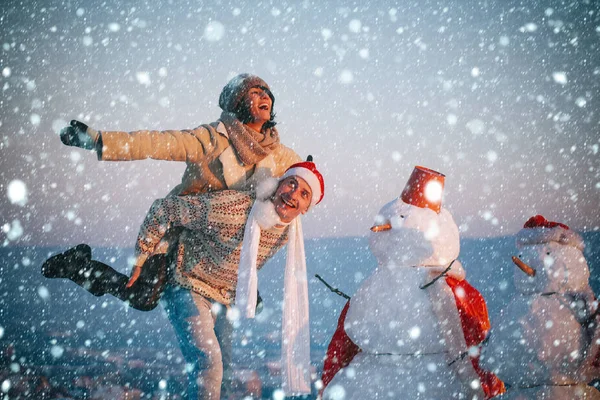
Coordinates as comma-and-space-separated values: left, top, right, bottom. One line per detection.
218, 73, 273, 113
400, 166, 445, 213
282, 156, 325, 207
516, 215, 584, 251
236, 158, 324, 395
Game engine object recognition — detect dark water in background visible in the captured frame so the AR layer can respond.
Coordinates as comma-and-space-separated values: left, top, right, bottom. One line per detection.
1, 232, 598, 397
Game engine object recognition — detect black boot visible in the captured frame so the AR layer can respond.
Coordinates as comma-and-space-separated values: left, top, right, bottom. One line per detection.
42, 244, 92, 279
43, 247, 169, 310
41, 244, 107, 296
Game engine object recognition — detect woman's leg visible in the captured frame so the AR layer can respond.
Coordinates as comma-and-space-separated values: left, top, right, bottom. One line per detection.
161, 286, 224, 400
41, 244, 112, 296
41, 245, 168, 311
120, 254, 170, 310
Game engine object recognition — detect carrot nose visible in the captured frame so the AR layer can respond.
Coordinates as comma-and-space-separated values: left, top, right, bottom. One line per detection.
512, 256, 536, 277
370, 223, 392, 232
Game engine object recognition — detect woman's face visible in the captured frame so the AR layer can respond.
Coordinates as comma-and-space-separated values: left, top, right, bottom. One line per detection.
244, 86, 273, 126
272, 176, 313, 223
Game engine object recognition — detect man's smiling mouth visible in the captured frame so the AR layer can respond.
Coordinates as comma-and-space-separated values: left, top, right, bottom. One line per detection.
282, 196, 296, 208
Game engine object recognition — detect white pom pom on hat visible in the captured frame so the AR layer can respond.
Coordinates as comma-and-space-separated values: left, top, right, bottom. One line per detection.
254, 176, 280, 201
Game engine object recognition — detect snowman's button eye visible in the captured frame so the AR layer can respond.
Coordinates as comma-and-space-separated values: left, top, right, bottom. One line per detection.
546, 252, 551, 255
400, 215, 405, 218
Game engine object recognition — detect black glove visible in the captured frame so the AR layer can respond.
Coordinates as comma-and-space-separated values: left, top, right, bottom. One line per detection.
60, 120, 100, 150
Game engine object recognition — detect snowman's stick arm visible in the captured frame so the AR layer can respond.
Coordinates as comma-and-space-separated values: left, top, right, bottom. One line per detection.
419, 260, 456, 290
447, 333, 491, 366
315, 274, 351, 300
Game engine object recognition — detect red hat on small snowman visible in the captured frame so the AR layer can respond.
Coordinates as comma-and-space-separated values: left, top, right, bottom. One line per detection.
516, 215, 584, 251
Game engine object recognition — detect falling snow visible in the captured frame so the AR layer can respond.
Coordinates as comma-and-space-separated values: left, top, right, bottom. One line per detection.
1, 1, 599, 399
204, 21, 225, 42
7, 180, 28, 206
135, 71, 151, 86
348, 19, 362, 33
552, 71, 568, 85
338, 70, 354, 84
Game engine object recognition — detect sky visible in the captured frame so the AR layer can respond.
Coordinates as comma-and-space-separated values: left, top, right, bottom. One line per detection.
0, 0, 599, 248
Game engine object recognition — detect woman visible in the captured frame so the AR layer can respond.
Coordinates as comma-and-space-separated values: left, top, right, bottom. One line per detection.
60, 73, 300, 199
54, 73, 302, 397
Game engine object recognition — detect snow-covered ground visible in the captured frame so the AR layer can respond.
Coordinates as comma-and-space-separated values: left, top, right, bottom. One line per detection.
1, 233, 598, 398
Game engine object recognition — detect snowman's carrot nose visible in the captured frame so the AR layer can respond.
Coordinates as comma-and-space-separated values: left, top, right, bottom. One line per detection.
512, 256, 536, 277
370, 223, 392, 232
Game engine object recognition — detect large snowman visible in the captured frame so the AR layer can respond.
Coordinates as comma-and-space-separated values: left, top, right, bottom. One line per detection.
320, 167, 504, 400
480, 215, 600, 399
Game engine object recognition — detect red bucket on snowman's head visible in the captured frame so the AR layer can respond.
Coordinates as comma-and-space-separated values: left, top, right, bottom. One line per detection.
400, 166, 445, 213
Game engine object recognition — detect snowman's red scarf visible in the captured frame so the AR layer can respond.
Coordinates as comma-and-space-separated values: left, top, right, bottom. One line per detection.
319, 275, 506, 400
445, 277, 506, 398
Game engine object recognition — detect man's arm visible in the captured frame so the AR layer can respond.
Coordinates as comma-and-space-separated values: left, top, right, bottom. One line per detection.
128, 191, 250, 286
127, 195, 209, 287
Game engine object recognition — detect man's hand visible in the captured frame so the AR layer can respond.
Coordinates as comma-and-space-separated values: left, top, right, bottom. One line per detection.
255, 290, 264, 315
126, 266, 142, 288
60, 120, 100, 150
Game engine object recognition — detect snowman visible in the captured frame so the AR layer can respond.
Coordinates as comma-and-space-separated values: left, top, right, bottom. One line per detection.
320, 166, 504, 400
480, 215, 600, 399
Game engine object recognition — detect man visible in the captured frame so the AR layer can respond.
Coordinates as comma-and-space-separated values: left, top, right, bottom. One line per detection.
43, 158, 325, 399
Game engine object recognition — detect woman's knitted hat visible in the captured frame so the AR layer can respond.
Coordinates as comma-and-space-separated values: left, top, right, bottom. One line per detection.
218, 73, 273, 113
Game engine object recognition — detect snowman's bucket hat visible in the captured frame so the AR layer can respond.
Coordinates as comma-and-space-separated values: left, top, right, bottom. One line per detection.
400, 166, 445, 214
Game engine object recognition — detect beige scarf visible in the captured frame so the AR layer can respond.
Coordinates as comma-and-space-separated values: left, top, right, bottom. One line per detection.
220, 111, 280, 166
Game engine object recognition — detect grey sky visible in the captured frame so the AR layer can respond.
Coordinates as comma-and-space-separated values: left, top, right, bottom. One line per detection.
1, 0, 599, 247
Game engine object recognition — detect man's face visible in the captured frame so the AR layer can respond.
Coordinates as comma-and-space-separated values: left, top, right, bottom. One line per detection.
272, 176, 313, 223
244, 86, 273, 125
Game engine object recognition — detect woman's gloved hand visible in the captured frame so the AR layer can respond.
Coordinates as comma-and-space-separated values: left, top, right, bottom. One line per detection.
60, 120, 100, 150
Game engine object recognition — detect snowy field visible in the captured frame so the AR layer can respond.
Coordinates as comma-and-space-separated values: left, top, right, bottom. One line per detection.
1, 233, 599, 398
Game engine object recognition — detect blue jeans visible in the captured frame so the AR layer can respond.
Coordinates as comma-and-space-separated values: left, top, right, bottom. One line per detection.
161, 285, 233, 400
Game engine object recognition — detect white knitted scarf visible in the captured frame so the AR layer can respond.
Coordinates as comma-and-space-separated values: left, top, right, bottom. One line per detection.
236, 199, 311, 395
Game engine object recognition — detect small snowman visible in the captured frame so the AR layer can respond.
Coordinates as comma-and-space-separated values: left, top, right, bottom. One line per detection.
320, 167, 504, 400
480, 215, 600, 399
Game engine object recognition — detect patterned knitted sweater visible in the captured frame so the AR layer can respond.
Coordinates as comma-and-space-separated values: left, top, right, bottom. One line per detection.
134, 190, 289, 305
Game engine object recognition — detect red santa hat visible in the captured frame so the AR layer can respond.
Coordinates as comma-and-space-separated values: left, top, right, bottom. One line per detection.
401, 166, 445, 213
516, 215, 584, 251
281, 156, 325, 207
